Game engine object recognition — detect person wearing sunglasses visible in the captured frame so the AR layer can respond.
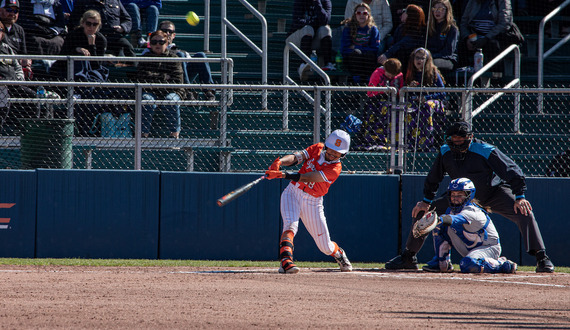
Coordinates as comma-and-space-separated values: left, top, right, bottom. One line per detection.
403, 47, 446, 152
0, 0, 31, 79
51, 9, 108, 135
136, 30, 185, 139
71, 0, 135, 59
344, 0, 392, 45
340, 3, 380, 84
0, 0, 25, 55
140, 20, 215, 101
18, 0, 66, 55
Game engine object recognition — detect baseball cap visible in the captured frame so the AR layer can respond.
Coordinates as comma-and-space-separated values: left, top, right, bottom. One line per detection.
445, 121, 472, 137
1, 0, 19, 8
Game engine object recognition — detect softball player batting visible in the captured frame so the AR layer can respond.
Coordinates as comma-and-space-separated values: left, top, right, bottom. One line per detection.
265, 129, 353, 274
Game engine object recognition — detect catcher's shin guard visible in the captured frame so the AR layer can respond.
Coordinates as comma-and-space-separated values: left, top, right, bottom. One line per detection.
279, 230, 299, 274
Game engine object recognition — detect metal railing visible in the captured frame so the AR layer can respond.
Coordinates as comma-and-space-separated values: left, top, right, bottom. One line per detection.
538, 0, 570, 113
283, 42, 332, 139
461, 44, 521, 132
221, 0, 268, 109
1, 75, 569, 176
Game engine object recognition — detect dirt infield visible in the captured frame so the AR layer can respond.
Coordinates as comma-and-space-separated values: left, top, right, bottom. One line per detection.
0, 266, 568, 329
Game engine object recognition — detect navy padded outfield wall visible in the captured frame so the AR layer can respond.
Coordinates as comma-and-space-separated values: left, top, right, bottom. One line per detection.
159, 173, 400, 262
0, 170, 37, 258
0, 170, 567, 265
35, 169, 161, 259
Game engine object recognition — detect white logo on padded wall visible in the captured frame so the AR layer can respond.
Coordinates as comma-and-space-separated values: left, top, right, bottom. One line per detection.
0, 203, 15, 229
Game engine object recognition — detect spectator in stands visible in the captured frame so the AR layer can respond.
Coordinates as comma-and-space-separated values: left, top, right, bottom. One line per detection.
0, 0, 25, 53
458, 0, 514, 69
19, 0, 67, 55
53, 9, 106, 76
389, 0, 430, 34
546, 149, 570, 177
426, 0, 458, 72
378, 4, 426, 71
404, 47, 446, 151
340, 3, 380, 83
71, 0, 135, 58
143, 20, 214, 101
286, 0, 335, 81
355, 58, 403, 151
121, 0, 160, 48
0, 0, 31, 76
51, 9, 107, 135
344, 0, 392, 52
136, 30, 185, 138
0, 20, 36, 129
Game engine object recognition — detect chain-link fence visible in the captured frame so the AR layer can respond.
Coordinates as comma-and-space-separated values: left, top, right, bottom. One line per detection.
1, 53, 569, 177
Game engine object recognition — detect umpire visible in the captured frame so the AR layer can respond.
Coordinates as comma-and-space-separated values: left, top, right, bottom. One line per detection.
386, 121, 555, 273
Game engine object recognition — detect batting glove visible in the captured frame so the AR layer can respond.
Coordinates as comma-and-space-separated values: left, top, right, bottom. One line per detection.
265, 170, 284, 180
268, 157, 282, 171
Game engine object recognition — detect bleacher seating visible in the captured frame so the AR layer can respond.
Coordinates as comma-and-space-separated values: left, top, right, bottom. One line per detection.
148, 0, 570, 176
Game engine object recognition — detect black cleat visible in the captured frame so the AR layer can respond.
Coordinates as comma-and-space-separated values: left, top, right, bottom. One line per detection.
385, 251, 419, 270
536, 256, 555, 273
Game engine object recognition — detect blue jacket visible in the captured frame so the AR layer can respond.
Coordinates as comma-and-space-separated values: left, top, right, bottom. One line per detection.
340, 25, 380, 56
289, 0, 331, 34
383, 24, 425, 60
427, 21, 458, 63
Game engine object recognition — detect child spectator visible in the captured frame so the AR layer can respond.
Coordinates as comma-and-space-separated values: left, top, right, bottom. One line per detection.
404, 47, 446, 151
356, 58, 403, 151
340, 3, 380, 83
378, 4, 426, 71
426, 0, 458, 72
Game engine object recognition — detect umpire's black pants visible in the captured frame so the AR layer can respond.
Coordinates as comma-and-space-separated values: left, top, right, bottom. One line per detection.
406, 184, 546, 256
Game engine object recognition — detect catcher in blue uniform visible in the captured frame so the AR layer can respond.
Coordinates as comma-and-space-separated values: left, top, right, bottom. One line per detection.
414, 178, 517, 273
386, 121, 554, 273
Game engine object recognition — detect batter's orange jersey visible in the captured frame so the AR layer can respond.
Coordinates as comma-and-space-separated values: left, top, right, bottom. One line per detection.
296, 143, 342, 197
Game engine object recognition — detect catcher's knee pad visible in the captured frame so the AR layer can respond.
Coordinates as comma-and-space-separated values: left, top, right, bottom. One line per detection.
460, 257, 484, 273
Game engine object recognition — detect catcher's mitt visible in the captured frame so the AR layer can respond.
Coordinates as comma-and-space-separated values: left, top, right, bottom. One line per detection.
412, 210, 439, 238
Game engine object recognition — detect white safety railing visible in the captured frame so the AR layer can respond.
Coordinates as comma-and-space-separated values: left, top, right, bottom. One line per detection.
462, 44, 521, 132
221, 0, 268, 109
537, 0, 570, 113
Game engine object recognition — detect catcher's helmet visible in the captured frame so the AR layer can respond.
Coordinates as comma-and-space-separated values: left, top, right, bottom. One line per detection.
445, 121, 473, 153
447, 178, 476, 213
325, 129, 351, 155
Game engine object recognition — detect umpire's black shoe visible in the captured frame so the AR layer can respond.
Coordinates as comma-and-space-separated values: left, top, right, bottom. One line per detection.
536, 256, 555, 273
385, 250, 418, 270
